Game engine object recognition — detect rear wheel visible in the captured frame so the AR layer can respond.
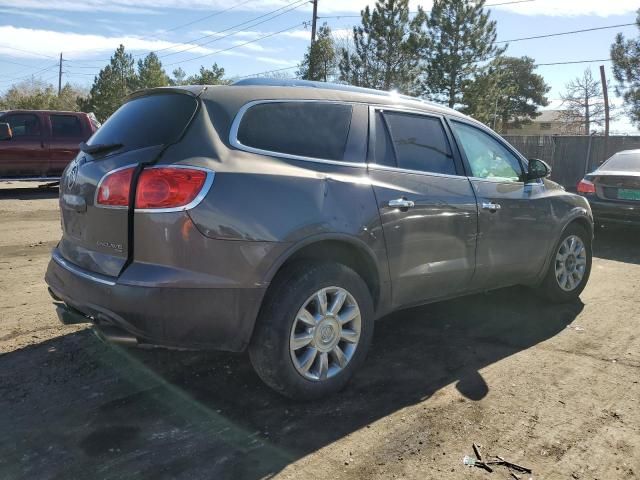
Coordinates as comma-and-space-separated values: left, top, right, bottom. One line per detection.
249, 262, 374, 400
538, 223, 592, 303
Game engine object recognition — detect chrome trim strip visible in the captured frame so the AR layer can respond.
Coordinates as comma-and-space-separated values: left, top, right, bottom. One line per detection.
229, 99, 367, 168
94, 164, 215, 213
94, 163, 138, 210
52, 250, 117, 286
367, 163, 466, 180
135, 165, 215, 213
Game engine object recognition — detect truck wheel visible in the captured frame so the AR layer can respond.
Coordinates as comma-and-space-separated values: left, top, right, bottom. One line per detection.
538, 223, 592, 303
249, 261, 374, 400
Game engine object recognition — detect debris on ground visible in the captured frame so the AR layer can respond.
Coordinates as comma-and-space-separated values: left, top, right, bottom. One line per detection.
463, 443, 532, 478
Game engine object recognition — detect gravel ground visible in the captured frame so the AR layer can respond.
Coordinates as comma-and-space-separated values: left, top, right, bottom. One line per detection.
0, 184, 638, 480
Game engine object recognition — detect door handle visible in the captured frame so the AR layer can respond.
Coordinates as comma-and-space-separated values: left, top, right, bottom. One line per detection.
389, 198, 415, 209
482, 202, 501, 212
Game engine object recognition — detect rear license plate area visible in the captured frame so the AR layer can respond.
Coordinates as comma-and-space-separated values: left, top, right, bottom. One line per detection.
618, 189, 640, 201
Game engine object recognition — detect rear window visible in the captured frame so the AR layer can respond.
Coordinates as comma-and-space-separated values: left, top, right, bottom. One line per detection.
88, 93, 197, 149
381, 111, 455, 175
600, 152, 640, 172
51, 115, 83, 138
236, 102, 353, 161
1, 113, 41, 137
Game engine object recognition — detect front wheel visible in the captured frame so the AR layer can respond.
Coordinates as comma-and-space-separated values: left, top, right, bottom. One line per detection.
249, 262, 374, 400
537, 223, 592, 303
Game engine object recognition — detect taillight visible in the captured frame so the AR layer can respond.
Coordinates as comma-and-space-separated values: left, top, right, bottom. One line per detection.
96, 166, 134, 207
96, 166, 210, 210
577, 178, 596, 194
136, 168, 208, 209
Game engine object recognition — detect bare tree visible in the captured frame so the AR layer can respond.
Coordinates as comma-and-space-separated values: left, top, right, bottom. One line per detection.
560, 69, 606, 135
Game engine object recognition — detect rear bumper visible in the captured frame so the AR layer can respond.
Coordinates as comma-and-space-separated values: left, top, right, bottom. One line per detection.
45, 248, 266, 352
585, 196, 640, 226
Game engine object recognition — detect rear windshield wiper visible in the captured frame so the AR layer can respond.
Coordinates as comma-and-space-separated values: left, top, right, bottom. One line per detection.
79, 141, 123, 155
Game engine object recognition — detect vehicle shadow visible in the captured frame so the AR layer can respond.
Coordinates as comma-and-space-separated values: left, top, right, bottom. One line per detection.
593, 225, 640, 265
0, 286, 582, 480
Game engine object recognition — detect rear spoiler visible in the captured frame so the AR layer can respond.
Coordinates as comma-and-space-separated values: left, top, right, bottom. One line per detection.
125, 85, 208, 103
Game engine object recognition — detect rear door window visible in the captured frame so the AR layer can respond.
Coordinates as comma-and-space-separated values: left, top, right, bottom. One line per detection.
87, 93, 198, 150
377, 111, 456, 175
236, 102, 353, 161
51, 115, 83, 138
2, 113, 41, 138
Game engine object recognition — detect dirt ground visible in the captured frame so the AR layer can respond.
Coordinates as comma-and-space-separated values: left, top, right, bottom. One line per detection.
0, 184, 638, 480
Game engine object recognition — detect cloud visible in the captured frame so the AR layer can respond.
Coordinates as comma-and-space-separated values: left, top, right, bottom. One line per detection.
0, 25, 214, 59
0, 8, 77, 26
1, 0, 633, 17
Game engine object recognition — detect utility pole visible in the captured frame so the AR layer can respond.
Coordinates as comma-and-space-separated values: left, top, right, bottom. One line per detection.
311, 0, 318, 45
58, 52, 63, 96
599, 65, 610, 138
599, 64, 611, 163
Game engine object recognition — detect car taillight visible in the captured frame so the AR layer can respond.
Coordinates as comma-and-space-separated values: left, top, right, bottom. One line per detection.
96, 166, 134, 207
96, 166, 210, 210
136, 167, 208, 209
577, 178, 596, 194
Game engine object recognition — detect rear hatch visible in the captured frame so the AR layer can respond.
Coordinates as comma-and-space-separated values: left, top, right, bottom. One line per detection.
57, 90, 200, 277
594, 172, 640, 202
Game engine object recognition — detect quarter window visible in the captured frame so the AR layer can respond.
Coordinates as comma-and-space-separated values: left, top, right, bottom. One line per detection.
451, 121, 523, 182
236, 102, 353, 161
376, 111, 456, 175
2, 114, 41, 137
51, 115, 83, 138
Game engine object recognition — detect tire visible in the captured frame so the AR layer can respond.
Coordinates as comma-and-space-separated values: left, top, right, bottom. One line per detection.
538, 223, 592, 303
248, 261, 374, 400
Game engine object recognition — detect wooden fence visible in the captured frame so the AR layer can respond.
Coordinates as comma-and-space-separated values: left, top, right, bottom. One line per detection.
502, 135, 640, 189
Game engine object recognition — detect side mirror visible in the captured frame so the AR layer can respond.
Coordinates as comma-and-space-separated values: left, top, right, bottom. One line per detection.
527, 158, 551, 180
0, 123, 12, 141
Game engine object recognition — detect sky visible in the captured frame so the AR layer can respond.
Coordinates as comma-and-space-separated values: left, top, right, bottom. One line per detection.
0, 0, 638, 133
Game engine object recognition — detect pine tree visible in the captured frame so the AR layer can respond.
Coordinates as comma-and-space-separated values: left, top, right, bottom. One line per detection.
171, 67, 188, 86
463, 56, 550, 132
422, 0, 504, 108
298, 23, 337, 82
611, 9, 640, 126
338, 0, 428, 93
80, 45, 137, 121
136, 52, 169, 89
187, 63, 227, 85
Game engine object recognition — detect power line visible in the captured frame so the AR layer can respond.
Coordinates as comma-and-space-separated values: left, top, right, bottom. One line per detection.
165, 22, 306, 67
535, 58, 612, 66
237, 65, 299, 79
497, 22, 637, 44
0, 63, 59, 87
65, 0, 309, 65
156, 0, 309, 59
162, 0, 256, 33
317, 0, 536, 19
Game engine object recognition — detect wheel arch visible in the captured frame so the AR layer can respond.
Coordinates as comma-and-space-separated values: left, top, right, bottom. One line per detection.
263, 234, 384, 313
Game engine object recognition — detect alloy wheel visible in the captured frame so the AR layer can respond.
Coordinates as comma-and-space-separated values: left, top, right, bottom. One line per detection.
289, 286, 361, 381
555, 235, 587, 292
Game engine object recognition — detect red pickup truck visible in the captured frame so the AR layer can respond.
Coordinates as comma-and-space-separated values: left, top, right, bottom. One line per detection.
0, 110, 99, 180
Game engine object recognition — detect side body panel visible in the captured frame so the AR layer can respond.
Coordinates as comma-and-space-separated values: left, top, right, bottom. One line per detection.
368, 168, 478, 306
469, 178, 555, 288
47, 113, 92, 177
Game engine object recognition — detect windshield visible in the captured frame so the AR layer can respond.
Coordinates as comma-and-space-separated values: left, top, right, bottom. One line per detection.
599, 152, 640, 172
87, 92, 197, 151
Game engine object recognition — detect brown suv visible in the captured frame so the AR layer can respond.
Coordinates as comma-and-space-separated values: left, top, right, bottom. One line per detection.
0, 110, 98, 180
46, 80, 593, 399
